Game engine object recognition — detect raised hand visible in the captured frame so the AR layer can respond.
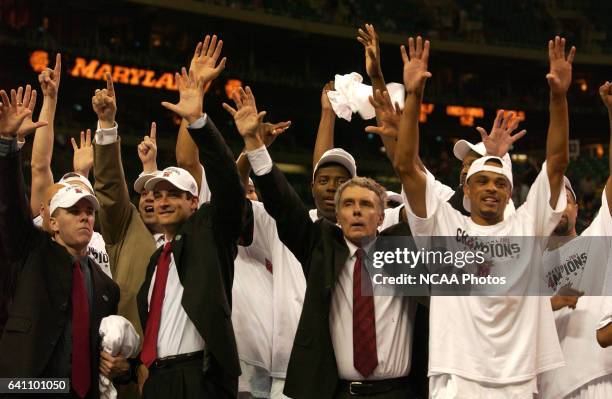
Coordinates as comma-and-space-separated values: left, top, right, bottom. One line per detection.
0, 87, 47, 138
476, 110, 527, 157
161, 67, 204, 124
599, 81, 612, 111
357, 23, 382, 78
321, 81, 334, 111
92, 73, 117, 128
189, 34, 227, 88
16, 85, 46, 138
400, 36, 432, 96
222, 86, 266, 139
72, 129, 94, 177
138, 122, 158, 172
546, 36, 576, 96
38, 53, 61, 100
365, 89, 401, 138
261, 120, 291, 147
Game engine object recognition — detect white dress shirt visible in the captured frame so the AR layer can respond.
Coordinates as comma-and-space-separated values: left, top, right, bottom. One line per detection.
147, 242, 205, 358
330, 238, 415, 380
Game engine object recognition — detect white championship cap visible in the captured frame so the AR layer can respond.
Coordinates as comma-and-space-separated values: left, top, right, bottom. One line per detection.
144, 166, 198, 197
50, 184, 100, 216
59, 172, 94, 194
463, 155, 513, 212
313, 148, 357, 180
134, 170, 161, 193
453, 140, 512, 165
563, 176, 577, 202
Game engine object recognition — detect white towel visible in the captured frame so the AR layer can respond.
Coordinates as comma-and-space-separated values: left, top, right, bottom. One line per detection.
98, 315, 141, 399
326, 72, 405, 121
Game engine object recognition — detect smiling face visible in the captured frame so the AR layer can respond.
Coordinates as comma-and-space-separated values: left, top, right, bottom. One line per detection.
49, 198, 95, 255
152, 181, 198, 238
312, 163, 351, 223
139, 189, 159, 228
336, 185, 384, 246
464, 169, 511, 225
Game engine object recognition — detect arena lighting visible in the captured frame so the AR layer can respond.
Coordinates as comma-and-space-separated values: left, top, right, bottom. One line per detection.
419, 103, 434, 123
69, 57, 178, 90
446, 105, 484, 126
510, 153, 528, 162
225, 79, 243, 98
29, 50, 49, 72
496, 109, 526, 121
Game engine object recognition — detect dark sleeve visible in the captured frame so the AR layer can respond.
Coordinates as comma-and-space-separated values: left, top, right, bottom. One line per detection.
187, 117, 246, 243
252, 165, 317, 273
0, 146, 44, 264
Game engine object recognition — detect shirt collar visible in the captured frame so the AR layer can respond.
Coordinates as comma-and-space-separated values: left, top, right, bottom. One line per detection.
343, 236, 376, 259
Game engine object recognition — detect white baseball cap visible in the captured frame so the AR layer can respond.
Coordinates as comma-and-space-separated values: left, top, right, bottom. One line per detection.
463, 156, 513, 212
313, 148, 357, 180
453, 140, 486, 161
144, 166, 198, 197
134, 171, 161, 193
563, 176, 577, 203
59, 172, 94, 194
50, 184, 100, 216
453, 140, 512, 164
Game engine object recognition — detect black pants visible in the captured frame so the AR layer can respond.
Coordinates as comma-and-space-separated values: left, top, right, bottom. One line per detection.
142, 357, 235, 399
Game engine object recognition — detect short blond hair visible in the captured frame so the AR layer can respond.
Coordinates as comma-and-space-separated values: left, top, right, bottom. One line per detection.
334, 177, 386, 212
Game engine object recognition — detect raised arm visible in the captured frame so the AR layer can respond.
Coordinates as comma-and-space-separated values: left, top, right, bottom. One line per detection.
30, 54, 60, 216
545, 36, 574, 208
0, 88, 47, 262
91, 73, 136, 247
599, 81, 612, 216
393, 37, 431, 218
236, 120, 291, 188
224, 87, 316, 268
176, 34, 226, 188
312, 81, 336, 169
163, 67, 246, 241
358, 23, 398, 162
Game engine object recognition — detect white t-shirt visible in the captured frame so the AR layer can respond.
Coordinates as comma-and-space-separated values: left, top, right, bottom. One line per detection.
405, 163, 567, 384
33, 215, 112, 278
538, 190, 612, 399
199, 167, 302, 378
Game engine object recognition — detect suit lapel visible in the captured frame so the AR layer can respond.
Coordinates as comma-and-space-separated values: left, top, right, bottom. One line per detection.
171, 233, 185, 280
137, 248, 163, 328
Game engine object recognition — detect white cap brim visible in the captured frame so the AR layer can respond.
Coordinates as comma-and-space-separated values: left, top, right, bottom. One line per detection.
50, 189, 100, 216
453, 140, 486, 161
134, 171, 160, 193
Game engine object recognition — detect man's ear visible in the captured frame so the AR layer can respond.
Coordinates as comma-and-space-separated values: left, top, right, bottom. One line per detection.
49, 215, 60, 235
463, 183, 470, 198
190, 195, 198, 212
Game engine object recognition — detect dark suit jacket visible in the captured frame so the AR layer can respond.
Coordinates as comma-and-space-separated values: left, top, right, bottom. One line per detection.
253, 165, 423, 399
0, 148, 120, 399
137, 119, 249, 397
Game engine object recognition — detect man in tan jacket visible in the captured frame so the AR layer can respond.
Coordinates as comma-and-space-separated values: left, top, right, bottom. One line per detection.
93, 74, 163, 340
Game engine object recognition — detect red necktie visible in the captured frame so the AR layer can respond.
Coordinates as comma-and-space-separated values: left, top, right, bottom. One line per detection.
352, 248, 378, 378
72, 260, 91, 398
141, 242, 172, 367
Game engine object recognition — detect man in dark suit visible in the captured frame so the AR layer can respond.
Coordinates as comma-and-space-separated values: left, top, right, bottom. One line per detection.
134, 68, 248, 398
0, 87, 122, 399
224, 87, 419, 399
